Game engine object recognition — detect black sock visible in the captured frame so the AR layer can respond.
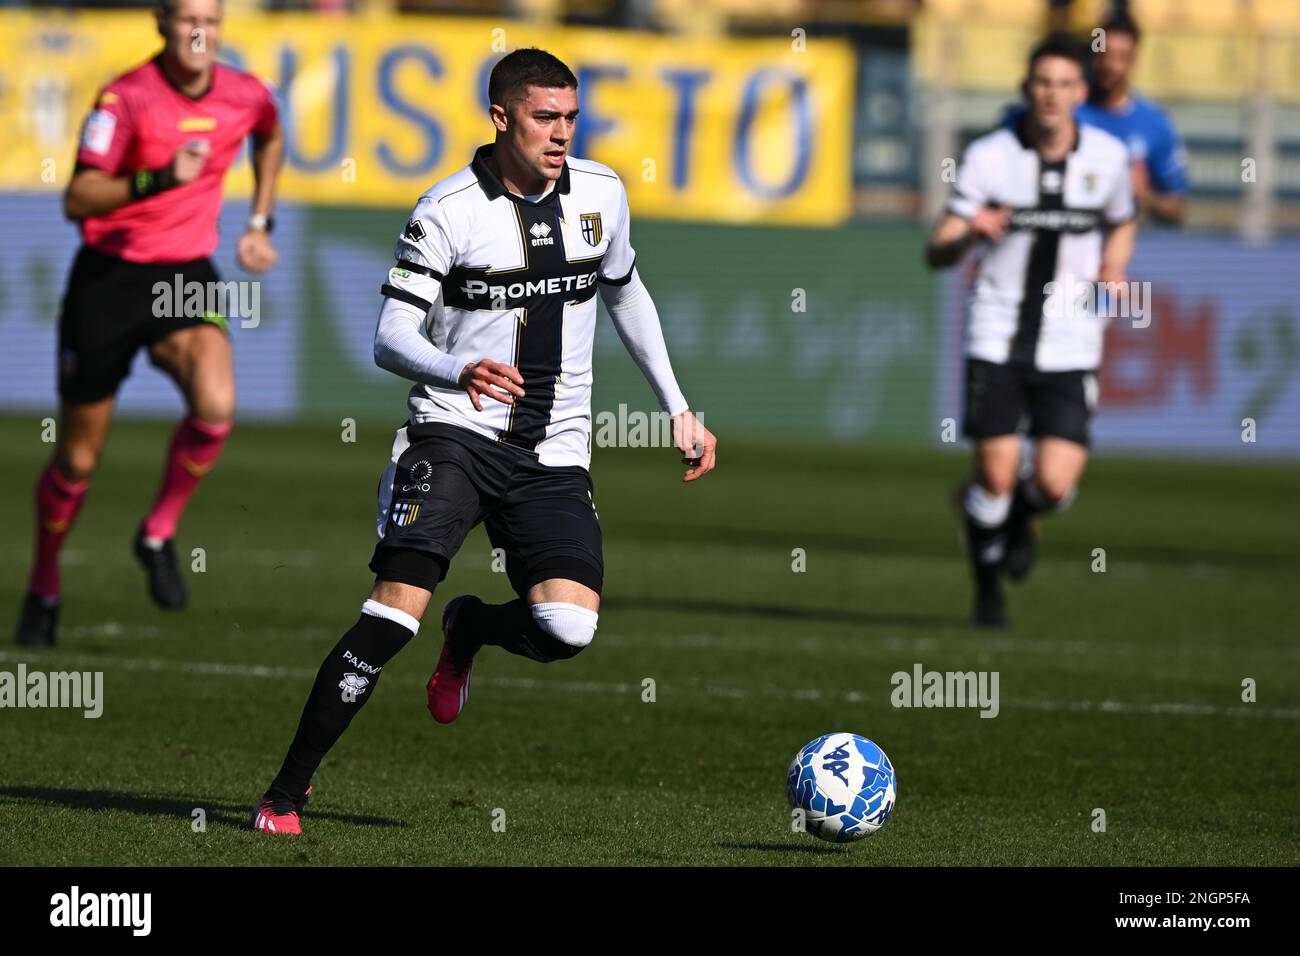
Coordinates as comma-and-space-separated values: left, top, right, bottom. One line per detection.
268, 612, 414, 800
462, 598, 581, 663
1011, 478, 1045, 525
1014, 477, 1073, 517
964, 515, 1004, 591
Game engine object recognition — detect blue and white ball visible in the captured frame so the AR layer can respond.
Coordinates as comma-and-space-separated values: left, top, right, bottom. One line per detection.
787, 733, 896, 842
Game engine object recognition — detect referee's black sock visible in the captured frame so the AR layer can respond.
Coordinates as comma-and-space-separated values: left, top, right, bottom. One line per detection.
268, 605, 416, 800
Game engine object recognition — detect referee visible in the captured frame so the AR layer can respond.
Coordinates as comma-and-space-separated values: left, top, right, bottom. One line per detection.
14, 0, 284, 647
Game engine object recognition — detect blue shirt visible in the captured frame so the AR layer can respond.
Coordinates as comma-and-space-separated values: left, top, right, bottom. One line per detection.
1000, 97, 1189, 195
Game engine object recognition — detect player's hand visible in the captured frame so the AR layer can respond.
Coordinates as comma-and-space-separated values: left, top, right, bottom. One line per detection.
970, 205, 1011, 242
459, 359, 525, 412
672, 410, 716, 483
1098, 262, 1127, 286
237, 228, 278, 272
171, 140, 210, 186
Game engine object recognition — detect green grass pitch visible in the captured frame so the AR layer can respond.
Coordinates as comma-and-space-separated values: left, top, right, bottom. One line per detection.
0, 414, 1296, 866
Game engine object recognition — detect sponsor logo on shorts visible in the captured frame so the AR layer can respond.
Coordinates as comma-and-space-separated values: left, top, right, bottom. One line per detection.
401, 460, 433, 492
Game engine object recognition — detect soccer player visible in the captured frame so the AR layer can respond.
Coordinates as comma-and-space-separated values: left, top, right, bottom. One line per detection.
251, 48, 716, 834
1083, 11, 1189, 224
926, 34, 1135, 627
1000, 12, 1189, 225
13, 0, 283, 647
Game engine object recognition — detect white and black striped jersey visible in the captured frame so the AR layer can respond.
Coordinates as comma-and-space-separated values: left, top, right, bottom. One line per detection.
949, 121, 1134, 371
380, 144, 638, 469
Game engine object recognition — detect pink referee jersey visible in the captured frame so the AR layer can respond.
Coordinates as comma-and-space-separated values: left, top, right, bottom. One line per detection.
75, 55, 278, 264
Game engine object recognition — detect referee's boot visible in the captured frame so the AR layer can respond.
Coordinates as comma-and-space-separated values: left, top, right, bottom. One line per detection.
133, 527, 188, 610
15, 591, 59, 648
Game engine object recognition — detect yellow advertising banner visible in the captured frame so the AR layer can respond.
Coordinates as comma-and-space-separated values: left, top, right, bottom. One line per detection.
0, 12, 853, 225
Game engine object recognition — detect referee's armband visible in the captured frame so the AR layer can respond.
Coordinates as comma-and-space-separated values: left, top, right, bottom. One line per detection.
129, 166, 178, 200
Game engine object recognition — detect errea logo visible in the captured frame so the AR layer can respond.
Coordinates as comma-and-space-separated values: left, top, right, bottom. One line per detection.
529, 221, 554, 246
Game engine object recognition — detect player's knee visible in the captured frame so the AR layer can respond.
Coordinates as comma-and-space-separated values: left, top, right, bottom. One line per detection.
56, 441, 102, 482
1038, 483, 1077, 513
975, 468, 1017, 498
194, 394, 235, 427
529, 602, 598, 662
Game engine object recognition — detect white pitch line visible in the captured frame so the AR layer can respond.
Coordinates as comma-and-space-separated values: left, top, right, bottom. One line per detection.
0, 649, 1294, 721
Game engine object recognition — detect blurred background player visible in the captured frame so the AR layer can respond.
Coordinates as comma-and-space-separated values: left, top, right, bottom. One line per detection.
1001, 9, 1189, 225
926, 34, 1136, 627
13, 0, 283, 647
1082, 10, 1189, 224
251, 49, 716, 834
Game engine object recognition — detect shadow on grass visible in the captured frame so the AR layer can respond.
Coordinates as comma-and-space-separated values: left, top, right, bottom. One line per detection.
718, 842, 848, 855
603, 595, 963, 630
0, 786, 405, 830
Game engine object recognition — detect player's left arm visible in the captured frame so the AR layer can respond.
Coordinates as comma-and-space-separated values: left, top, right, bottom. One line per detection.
598, 183, 715, 482
1100, 149, 1138, 285
600, 271, 716, 482
1099, 219, 1136, 285
237, 84, 285, 273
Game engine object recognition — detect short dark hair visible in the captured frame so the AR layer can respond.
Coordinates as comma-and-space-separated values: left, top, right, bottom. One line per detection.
1026, 31, 1087, 78
488, 48, 578, 109
1098, 10, 1142, 45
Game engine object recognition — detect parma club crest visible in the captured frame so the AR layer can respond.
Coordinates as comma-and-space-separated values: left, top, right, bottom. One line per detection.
391, 499, 422, 527
580, 212, 602, 246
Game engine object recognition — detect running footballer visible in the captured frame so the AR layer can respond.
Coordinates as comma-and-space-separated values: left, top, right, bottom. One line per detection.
252, 48, 717, 834
927, 34, 1136, 627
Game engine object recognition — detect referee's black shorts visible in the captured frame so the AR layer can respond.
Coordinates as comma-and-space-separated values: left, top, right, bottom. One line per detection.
57, 244, 228, 404
370, 421, 604, 597
962, 357, 1097, 448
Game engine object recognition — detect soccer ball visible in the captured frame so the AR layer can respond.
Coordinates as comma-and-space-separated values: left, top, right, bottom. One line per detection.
787, 733, 896, 843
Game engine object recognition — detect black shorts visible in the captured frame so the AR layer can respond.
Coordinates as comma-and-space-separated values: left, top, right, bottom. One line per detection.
962, 358, 1096, 447
57, 245, 227, 403
370, 422, 604, 596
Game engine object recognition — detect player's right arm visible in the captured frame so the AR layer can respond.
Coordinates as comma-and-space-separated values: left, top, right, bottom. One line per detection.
374, 195, 524, 410
64, 87, 209, 220
926, 141, 1010, 269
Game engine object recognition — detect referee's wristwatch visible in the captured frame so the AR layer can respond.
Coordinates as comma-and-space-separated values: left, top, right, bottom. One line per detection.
247, 213, 275, 233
